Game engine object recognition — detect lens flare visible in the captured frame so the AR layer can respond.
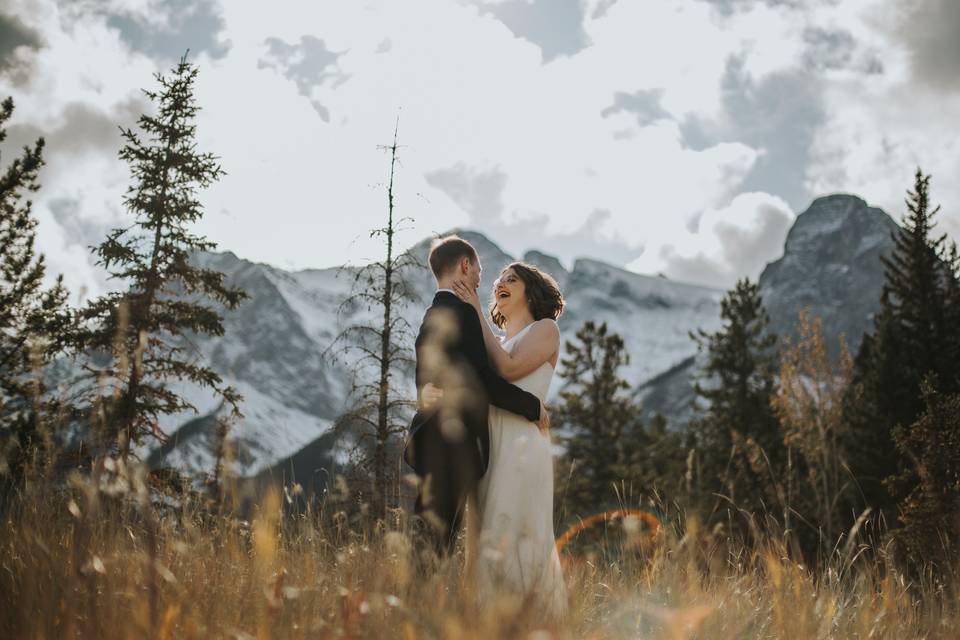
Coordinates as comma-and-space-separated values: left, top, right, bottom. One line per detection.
555, 508, 662, 555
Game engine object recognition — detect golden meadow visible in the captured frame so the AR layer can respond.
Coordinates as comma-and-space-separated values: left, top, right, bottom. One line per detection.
2, 457, 957, 640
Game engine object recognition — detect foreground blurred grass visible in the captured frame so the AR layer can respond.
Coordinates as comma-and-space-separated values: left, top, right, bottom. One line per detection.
1, 463, 958, 639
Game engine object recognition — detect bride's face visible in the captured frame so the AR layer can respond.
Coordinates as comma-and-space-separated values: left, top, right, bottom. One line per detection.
493, 268, 526, 318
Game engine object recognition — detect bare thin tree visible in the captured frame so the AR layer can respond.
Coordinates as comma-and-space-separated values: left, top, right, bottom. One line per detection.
330, 120, 422, 519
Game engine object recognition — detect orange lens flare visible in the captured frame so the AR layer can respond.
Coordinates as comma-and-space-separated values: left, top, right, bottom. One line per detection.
555, 508, 662, 555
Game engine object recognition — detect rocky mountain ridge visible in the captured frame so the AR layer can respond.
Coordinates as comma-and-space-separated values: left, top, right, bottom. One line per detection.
148, 194, 900, 483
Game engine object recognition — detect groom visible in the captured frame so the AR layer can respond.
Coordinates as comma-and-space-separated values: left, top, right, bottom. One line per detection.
404, 235, 549, 554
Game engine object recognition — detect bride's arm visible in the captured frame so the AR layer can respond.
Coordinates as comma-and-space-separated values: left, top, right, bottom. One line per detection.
452, 282, 559, 381
493, 319, 559, 380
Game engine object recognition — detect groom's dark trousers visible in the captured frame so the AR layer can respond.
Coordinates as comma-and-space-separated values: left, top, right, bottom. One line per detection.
403, 291, 541, 554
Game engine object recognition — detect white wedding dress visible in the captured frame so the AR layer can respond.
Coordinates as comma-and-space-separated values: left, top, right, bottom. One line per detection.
475, 322, 567, 618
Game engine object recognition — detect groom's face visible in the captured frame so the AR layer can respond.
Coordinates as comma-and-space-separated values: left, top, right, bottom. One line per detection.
462, 256, 482, 291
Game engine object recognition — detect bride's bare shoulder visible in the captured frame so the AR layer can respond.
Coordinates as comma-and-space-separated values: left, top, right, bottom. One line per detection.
531, 318, 560, 343
528, 318, 558, 331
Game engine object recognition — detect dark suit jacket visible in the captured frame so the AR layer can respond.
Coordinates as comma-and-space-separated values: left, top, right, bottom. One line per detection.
403, 291, 541, 477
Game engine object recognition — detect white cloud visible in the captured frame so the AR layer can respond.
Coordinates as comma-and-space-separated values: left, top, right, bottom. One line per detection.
803, 0, 960, 240
0, 0, 162, 297
628, 191, 794, 289
2, 0, 956, 300
192, 0, 778, 273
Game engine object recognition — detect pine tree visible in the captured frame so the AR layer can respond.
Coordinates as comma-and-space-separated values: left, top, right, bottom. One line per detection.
690, 278, 780, 526
881, 171, 953, 384
943, 241, 960, 372
843, 169, 959, 518
557, 321, 648, 518
0, 97, 72, 483
862, 170, 960, 572
78, 55, 246, 459
841, 294, 908, 512
331, 121, 421, 519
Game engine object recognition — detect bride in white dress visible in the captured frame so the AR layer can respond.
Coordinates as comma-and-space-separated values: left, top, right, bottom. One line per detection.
449, 261, 568, 619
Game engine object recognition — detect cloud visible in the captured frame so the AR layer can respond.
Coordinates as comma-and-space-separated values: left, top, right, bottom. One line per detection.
193, 0, 773, 275
896, 0, 960, 91
498, 209, 647, 268
105, 0, 230, 62
0, 10, 40, 72
257, 35, 345, 121
586, 0, 619, 20
0, 0, 801, 292
2, 0, 957, 303
802, 0, 960, 241
601, 89, 671, 127
6, 98, 143, 156
425, 163, 643, 266
711, 59, 824, 209
698, 0, 960, 247
425, 163, 508, 221
632, 192, 794, 288
475, 0, 591, 62
802, 26, 857, 72
0, 0, 162, 295
2, 97, 150, 298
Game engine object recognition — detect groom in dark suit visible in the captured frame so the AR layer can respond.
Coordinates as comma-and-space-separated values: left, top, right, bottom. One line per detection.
404, 235, 549, 554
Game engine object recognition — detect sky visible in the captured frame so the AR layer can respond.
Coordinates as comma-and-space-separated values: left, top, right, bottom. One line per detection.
1, 0, 958, 298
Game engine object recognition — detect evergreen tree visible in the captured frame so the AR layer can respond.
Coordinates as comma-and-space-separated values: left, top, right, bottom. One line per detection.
332, 121, 420, 519
887, 381, 960, 575
881, 171, 954, 383
557, 321, 652, 518
78, 55, 246, 458
943, 241, 960, 370
843, 169, 960, 517
0, 97, 72, 483
841, 294, 908, 512
690, 278, 780, 526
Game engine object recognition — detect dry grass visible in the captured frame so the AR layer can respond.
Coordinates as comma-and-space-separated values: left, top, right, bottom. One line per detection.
1, 463, 958, 640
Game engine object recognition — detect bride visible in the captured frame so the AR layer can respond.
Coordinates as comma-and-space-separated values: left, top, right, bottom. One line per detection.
424, 261, 567, 618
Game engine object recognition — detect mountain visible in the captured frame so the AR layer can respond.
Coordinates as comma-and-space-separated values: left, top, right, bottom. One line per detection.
635, 194, 899, 425
144, 253, 353, 477
522, 250, 570, 290
148, 194, 900, 485
147, 230, 723, 479
559, 258, 722, 386
758, 194, 898, 352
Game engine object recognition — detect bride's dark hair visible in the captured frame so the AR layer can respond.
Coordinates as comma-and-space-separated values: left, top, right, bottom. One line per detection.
489, 262, 565, 329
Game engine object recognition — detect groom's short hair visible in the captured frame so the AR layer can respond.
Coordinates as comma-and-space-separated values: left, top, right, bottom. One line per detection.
429, 235, 478, 278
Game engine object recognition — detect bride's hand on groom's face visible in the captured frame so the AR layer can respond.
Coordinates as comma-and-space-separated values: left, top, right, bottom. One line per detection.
452, 280, 481, 311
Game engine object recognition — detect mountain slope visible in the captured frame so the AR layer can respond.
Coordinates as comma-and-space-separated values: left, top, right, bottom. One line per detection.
636, 194, 899, 427
148, 232, 722, 478
148, 195, 900, 480
758, 194, 897, 352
